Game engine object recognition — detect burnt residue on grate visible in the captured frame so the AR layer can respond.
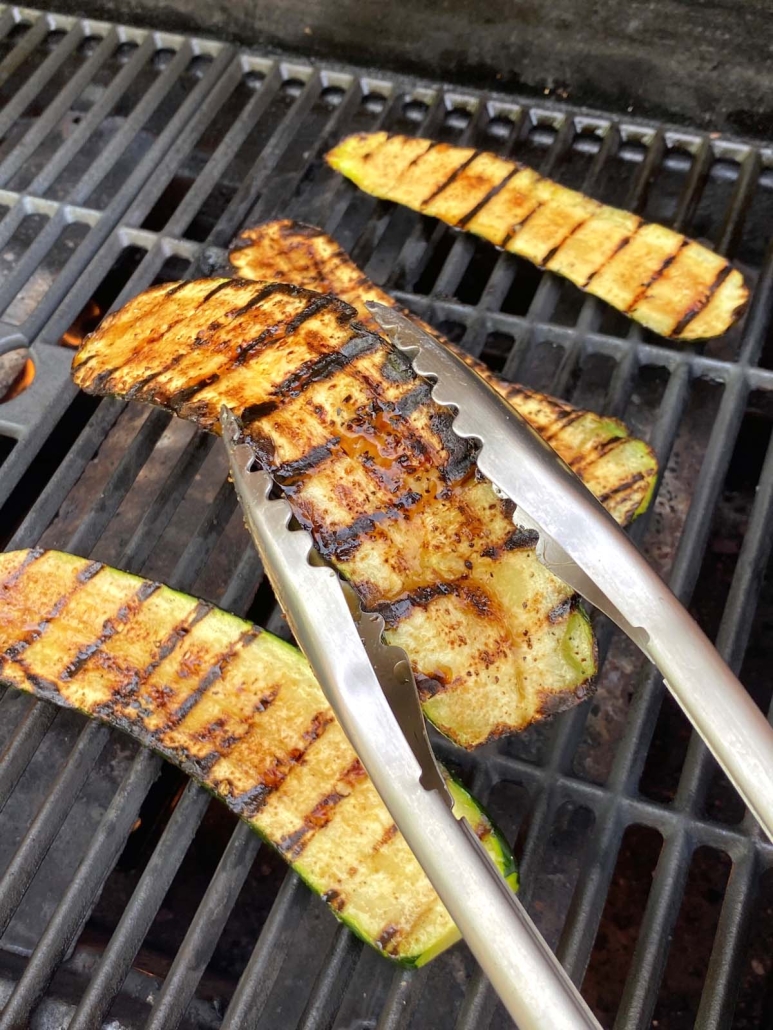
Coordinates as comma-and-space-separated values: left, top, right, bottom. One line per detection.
0, 6, 773, 1030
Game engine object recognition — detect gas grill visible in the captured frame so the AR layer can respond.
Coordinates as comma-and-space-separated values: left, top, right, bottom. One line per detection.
0, 5, 772, 1027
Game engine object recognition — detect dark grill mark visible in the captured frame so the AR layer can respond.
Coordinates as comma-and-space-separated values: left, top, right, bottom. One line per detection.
372, 823, 399, 854
313, 491, 423, 562
543, 207, 601, 267
244, 426, 276, 469
78, 561, 106, 583
200, 279, 238, 304
170, 629, 260, 726
272, 440, 338, 484
1, 558, 107, 670
175, 685, 280, 775
170, 293, 346, 413
315, 513, 379, 562
548, 597, 573, 623
129, 684, 264, 778
13, 656, 62, 699
276, 758, 367, 860
90, 366, 119, 391
672, 264, 733, 337
394, 380, 433, 417
60, 580, 160, 680
234, 294, 339, 368
226, 280, 310, 320
420, 150, 479, 208
429, 411, 478, 483
228, 710, 336, 819
570, 434, 629, 473
597, 471, 646, 505
166, 373, 220, 411
457, 166, 519, 228
582, 228, 639, 288
321, 888, 346, 912
375, 924, 401, 952
166, 281, 189, 297
501, 200, 544, 249
271, 331, 381, 400
93, 598, 213, 721
124, 351, 189, 401
122, 291, 210, 370
542, 409, 587, 442
241, 400, 279, 424
504, 526, 539, 550
626, 239, 689, 313
0, 546, 44, 590
400, 139, 437, 173
376, 581, 461, 629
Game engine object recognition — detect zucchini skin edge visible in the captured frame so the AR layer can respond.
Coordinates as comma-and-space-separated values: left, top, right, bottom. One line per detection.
0, 554, 518, 967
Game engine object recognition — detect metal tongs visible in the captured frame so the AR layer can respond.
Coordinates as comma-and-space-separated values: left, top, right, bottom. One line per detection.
220, 301, 773, 1030
365, 302, 773, 847
220, 410, 602, 1030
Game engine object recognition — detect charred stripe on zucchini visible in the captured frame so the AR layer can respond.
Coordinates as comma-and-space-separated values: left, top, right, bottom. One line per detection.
229, 219, 658, 527
73, 278, 599, 747
325, 133, 748, 341
0, 548, 517, 966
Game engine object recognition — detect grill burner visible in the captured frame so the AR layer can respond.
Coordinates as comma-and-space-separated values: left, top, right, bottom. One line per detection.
0, 5, 773, 1028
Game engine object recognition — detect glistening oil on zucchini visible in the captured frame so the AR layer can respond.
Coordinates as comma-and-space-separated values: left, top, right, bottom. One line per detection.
72, 278, 610, 745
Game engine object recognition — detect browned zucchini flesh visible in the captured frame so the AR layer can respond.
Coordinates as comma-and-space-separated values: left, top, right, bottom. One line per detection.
229, 219, 657, 526
72, 278, 598, 747
325, 133, 748, 341
0, 547, 517, 966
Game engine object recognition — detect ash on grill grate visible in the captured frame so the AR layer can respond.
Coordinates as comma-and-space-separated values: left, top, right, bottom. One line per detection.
1, 6, 773, 1030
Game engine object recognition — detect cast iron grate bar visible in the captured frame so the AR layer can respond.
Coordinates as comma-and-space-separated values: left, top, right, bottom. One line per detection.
0, 6, 772, 1029
144, 823, 263, 1030
66, 779, 213, 1030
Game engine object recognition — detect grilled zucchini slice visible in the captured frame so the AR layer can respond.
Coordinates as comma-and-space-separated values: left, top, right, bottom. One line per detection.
0, 547, 516, 966
72, 278, 596, 747
229, 219, 657, 525
325, 133, 748, 341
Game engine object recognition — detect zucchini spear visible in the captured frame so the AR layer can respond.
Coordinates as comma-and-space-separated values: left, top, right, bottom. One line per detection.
325, 132, 748, 340
72, 278, 598, 747
0, 548, 516, 966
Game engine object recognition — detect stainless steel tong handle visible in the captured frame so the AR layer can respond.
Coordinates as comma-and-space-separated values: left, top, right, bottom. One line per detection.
221, 408, 602, 1030
369, 302, 773, 844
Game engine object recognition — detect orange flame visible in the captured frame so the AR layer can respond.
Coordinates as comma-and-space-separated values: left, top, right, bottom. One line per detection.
2, 358, 35, 402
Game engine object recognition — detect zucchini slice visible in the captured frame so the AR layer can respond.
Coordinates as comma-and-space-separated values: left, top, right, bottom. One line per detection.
325, 133, 748, 341
72, 278, 597, 747
229, 220, 657, 526
0, 548, 517, 966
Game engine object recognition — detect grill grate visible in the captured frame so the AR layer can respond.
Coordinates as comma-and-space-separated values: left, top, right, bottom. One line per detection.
0, 4, 773, 1028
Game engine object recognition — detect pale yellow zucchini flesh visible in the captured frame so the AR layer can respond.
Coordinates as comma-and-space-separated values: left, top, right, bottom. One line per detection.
229, 219, 657, 526
0, 548, 517, 966
325, 133, 748, 341
72, 278, 597, 747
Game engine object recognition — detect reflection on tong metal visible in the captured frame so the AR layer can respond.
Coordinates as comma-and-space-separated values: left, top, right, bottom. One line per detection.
220, 405, 602, 1030
367, 301, 773, 845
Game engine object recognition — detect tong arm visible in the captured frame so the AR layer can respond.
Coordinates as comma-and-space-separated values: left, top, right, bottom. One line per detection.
221, 405, 602, 1030
369, 301, 773, 844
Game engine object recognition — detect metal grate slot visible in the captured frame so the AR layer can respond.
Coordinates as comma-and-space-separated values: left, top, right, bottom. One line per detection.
581, 824, 664, 1025
652, 845, 733, 1029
